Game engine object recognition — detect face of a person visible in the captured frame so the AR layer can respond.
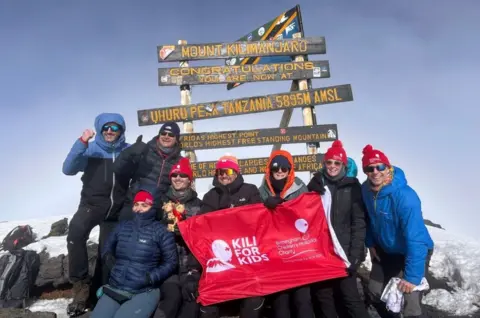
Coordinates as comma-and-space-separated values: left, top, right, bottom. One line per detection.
158, 131, 176, 148
216, 169, 237, 186
364, 163, 389, 188
271, 166, 289, 180
325, 160, 343, 177
133, 201, 152, 213
171, 173, 190, 191
102, 122, 122, 142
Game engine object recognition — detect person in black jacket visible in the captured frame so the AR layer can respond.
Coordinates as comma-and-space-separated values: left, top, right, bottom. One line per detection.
153, 158, 202, 318
90, 189, 177, 318
198, 154, 264, 318
113, 121, 183, 221
62, 113, 129, 316
307, 140, 370, 318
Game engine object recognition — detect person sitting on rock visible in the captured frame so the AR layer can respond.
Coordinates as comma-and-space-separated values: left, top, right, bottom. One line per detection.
90, 189, 178, 318
258, 150, 314, 318
153, 157, 203, 318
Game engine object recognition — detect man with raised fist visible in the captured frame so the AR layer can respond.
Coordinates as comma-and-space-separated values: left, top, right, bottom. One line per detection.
114, 121, 184, 221
62, 113, 129, 316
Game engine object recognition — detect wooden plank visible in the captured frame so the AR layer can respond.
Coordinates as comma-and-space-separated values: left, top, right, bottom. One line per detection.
180, 124, 338, 151
157, 37, 326, 62
138, 84, 353, 126
158, 60, 330, 86
191, 154, 325, 179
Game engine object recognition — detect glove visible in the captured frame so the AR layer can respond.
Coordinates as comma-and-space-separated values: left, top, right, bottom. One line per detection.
103, 252, 116, 272
264, 196, 284, 210
307, 172, 326, 195
347, 258, 360, 275
181, 271, 201, 302
127, 135, 148, 161
145, 272, 153, 286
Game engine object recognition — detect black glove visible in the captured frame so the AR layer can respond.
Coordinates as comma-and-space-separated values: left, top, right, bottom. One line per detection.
264, 196, 284, 210
127, 135, 148, 160
103, 252, 116, 272
145, 272, 153, 286
347, 258, 360, 275
307, 172, 326, 195
181, 271, 201, 302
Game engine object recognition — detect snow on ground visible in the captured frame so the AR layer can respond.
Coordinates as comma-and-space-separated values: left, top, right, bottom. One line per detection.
0, 217, 478, 316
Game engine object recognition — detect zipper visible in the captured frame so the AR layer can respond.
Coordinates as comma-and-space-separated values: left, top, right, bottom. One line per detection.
104, 146, 116, 220
157, 155, 166, 187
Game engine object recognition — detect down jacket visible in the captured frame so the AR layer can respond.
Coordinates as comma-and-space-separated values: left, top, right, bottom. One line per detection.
362, 166, 434, 285
102, 207, 178, 293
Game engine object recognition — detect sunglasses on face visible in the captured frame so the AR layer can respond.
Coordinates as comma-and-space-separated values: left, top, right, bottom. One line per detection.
216, 168, 235, 176
364, 164, 388, 173
271, 166, 289, 173
171, 173, 189, 179
102, 124, 120, 132
160, 131, 175, 138
325, 160, 342, 167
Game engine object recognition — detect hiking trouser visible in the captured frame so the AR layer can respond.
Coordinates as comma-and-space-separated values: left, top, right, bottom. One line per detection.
270, 285, 314, 318
67, 204, 106, 282
153, 275, 182, 318
200, 296, 264, 318
312, 274, 370, 318
90, 288, 160, 318
367, 247, 433, 318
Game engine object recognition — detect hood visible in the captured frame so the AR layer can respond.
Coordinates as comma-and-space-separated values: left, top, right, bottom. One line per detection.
346, 157, 358, 178
94, 113, 127, 151
363, 166, 407, 197
265, 150, 295, 199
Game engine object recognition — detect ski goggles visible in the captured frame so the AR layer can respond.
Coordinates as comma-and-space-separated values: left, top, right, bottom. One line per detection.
364, 164, 388, 173
102, 124, 121, 132
216, 168, 236, 176
325, 160, 343, 167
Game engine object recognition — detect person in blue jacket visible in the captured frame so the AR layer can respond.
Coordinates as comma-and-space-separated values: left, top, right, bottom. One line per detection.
62, 113, 129, 316
360, 144, 434, 318
346, 157, 358, 177
91, 189, 178, 318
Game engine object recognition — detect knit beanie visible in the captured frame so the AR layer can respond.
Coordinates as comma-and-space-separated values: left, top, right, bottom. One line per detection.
133, 190, 154, 205
169, 157, 193, 181
159, 121, 181, 140
270, 155, 291, 170
324, 140, 348, 166
215, 153, 240, 173
361, 144, 391, 168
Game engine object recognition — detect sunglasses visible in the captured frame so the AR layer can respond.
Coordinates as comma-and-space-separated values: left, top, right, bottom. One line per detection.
102, 124, 121, 132
271, 166, 289, 173
171, 173, 189, 179
160, 131, 175, 138
364, 164, 388, 173
215, 168, 236, 176
325, 160, 342, 167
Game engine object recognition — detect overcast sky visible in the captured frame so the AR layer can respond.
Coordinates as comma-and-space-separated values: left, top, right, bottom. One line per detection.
1, 0, 478, 238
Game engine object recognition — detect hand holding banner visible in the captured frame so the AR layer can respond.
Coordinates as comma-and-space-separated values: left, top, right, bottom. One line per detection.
178, 192, 348, 306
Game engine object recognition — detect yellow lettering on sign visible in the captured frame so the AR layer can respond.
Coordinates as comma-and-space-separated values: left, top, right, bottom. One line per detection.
314, 88, 343, 103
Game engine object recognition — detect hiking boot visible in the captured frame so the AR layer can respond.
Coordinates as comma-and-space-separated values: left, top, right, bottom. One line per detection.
67, 279, 90, 316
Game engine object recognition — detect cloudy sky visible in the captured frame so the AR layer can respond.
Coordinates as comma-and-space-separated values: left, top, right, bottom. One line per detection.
1, 1, 478, 238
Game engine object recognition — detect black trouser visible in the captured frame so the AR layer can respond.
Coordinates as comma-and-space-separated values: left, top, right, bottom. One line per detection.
118, 200, 134, 222
271, 285, 314, 318
200, 297, 264, 318
153, 275, 182, 318
67, 204, 107, 282
366, 247, 433, 318
312, 275, 370, 318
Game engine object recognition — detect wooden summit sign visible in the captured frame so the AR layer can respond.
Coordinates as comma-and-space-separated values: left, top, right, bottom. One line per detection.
180, 124, 338, 151
157, 37, 326, 62
191, 154, 324, 179
158, 60, 330, 86
138, 84, 352, 126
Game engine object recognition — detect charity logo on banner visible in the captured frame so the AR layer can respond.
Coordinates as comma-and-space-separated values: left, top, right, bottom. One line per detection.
178, 192, 349, 306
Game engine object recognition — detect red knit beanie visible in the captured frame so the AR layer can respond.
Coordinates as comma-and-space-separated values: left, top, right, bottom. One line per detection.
324, 140, 348, 165
133, 191, 154, 205
362, 144, 391, 168
215, 154, 240, 173
169, 157, 193, 181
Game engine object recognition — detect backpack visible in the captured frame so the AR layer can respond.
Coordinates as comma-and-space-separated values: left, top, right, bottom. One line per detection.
0, 226, 35, 252
0, 249, 40, 308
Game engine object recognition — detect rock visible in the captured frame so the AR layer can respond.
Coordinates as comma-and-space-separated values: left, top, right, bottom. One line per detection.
0, 308, 56, 318
424, 219, 445, 230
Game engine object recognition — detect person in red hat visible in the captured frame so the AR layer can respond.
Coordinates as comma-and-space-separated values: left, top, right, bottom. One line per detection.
360, 145, 434, 318
307, 140, 369, 318
91, 189, 177, 318
197, 153, 264, 318
153, 158, 203, 318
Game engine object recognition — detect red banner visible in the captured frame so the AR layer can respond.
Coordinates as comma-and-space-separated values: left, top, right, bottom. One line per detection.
178, 192, 348, 306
